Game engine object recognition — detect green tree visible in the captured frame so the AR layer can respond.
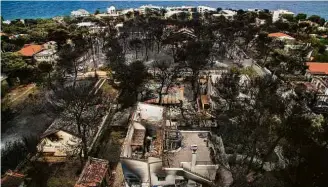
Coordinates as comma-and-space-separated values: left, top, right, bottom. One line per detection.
113, 60, 149, 108
57, 43, 87, 87
178, 12, 190, 21
282, 14, 295, 22
38, 61, 53, 87
160, 9, 167, 17
237, 9, 245, 15
295, 13, 307, 20
308, 15, 323, 24
47, 29, 70, 49
95, 9, 100, 15
1, 52, 28, 85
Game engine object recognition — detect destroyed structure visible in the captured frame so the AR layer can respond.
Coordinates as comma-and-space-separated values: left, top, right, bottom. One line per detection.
121, 102, 219, 187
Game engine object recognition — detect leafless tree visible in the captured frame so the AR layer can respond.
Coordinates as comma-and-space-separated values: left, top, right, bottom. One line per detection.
151, 60, 179, 105
53, 81, 110, 167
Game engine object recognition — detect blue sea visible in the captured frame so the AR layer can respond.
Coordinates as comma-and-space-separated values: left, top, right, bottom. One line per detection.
1, 1, 328, 20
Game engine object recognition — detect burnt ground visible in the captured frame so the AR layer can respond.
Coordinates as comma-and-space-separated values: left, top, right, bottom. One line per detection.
1, 88, 58, 149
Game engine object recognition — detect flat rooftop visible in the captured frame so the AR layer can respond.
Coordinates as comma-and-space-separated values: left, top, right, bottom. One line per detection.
166, 131, 213, 167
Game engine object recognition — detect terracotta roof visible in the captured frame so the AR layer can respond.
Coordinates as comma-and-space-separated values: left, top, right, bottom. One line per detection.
18, 44, 44, 57
75, 157, 109, 187
1, 170, 25, 187
268, 32, 294, 39
306, 62, 328, 75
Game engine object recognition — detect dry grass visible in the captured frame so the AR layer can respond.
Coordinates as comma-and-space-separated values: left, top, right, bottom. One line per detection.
101, 80, 118, 98
3, 84, 37, 106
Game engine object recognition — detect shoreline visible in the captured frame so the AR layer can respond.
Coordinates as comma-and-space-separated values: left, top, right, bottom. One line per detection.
2, 1, 328, 20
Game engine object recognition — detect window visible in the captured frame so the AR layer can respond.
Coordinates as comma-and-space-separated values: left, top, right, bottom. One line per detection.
157, 176, 166, 181
157, 173, 166, 181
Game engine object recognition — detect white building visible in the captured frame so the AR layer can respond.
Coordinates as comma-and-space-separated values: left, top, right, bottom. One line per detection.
77, 22, 96, 27
138, 5, 162, 15
107, 6, 116, 15
306, 62, 328, 106
37, 129, 81, 157
166, 6, 195, 13
31, 41, 58, 63
43, 41, 57, 50
197, 6, 216, 13
34, 49, 57, 63
121, 8, 135, 15
272, 9, 294, 22
71, 9, 90, 17
37, 103, 106, 161
165, 10, 183, 18
164, 6, 195, 19
255, 18, 266, 26
317, 26, 328, 31
2, 20, 11, 24
213, 10, 237, 20
121, 102, 220, 187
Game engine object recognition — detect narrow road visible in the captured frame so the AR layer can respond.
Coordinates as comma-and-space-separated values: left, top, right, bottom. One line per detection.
232, 45, 268, 76
8, 84, 36, 104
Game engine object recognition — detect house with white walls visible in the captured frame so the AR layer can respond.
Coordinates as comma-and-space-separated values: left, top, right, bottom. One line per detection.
138, 5, 163, 15
121, 102, 220, 187
34, 41, 58, 63
37, 118, 82, 158
306, 62, 328, 101
37, 103, 107, 161
272, 9, 294, 22
107, 6, 116, 15
71, 9, 90, 17
197, 6, 216, 13
212, 10, 237, 20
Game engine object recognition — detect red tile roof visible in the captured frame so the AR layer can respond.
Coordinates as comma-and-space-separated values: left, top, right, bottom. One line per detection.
268, 32, 294, 39
306, 62, 328, 75
75, 157, 109, 187
18, 44, 44, 57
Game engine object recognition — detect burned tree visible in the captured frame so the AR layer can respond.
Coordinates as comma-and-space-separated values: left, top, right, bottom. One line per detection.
52, 81, 109, 166
151, 60, 179, 105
